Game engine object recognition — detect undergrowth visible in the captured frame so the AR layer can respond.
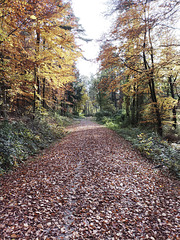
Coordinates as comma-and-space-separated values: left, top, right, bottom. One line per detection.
96, 113, 180, 179
0, 111, 72, 174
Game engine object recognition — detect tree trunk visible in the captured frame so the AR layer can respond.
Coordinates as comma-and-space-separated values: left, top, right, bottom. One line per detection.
142, 23, 162, 136
42, 78, 46, 108
169, 75, 177, 129
136, 85, 140, 124
131, 85, 136, 126
1, 84, 7, 119
0, 48, 8, 119
125, 95, 130, 119
112, 91, 117, 109
148, 77, 162, 136
33, 65, 37, 119
36, 28, 40, 96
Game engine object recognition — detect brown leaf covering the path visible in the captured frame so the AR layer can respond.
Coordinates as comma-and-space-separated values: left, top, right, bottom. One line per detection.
0, 119, 179, 239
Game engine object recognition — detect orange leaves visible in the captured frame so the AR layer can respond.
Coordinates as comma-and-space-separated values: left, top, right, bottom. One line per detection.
97, 0, 179, 132
11, 233, 18, 238
98, 43, 119, 71
0, 119, 180, 238
0, 0, 81, 114
97, 42, 121, 93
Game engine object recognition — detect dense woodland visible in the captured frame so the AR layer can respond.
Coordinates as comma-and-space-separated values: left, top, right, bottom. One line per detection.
0, 2, 180, 238
0, 0, 83, 119
87, 0, 180, 177
1, 0, 179, 130
91, 0, 180, 138
0, 0, 88, 172
0, 0, 180, 174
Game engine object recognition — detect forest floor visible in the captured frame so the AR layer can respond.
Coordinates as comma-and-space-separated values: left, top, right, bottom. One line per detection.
0, 119, 179, 239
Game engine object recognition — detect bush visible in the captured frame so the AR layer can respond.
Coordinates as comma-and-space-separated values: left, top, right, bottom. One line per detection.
95, 110, 113, 122
0, 111, 72, 172
162, 126, 180, 143
98, 119, 180, 178
0, 121, 40, 170
113, 110, 126, 124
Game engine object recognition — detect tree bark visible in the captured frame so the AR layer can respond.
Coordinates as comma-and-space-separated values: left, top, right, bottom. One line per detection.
42, 78, 46, 108
142, 21, 162, 136
169, 75, 177, 129
33, 65, 37, 118
36, 28, 40, 96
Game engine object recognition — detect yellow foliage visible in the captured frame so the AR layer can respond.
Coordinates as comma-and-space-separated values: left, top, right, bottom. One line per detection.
0, 0, 81, 112
158, 97, 178, 111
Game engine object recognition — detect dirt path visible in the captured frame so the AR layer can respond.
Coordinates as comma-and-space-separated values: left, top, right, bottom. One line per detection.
0, 119, 179, 239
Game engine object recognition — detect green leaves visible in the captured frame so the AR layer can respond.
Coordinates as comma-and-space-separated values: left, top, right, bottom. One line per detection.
96, 112, 180, 178
0, 111, 71, 172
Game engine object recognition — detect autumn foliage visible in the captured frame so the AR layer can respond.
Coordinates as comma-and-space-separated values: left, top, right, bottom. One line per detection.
96, 0, 180, 136
0, 0, 81, 118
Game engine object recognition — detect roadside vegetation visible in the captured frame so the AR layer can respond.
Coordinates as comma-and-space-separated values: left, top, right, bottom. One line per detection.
0, 110, 73, 175
88, 0, 180, 179
95, 111, 180, 178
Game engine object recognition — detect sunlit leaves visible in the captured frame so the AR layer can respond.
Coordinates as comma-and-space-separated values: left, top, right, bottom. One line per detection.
30, 15, 37, 20
97, 0, 179, 131
0, 0, 81, 115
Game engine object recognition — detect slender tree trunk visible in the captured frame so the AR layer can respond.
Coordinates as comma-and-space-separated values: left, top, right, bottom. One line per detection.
136, 84, 139, 124
33, 23, 41, 118
16, 93, 20, 110
142, 21, 162, 135
42, 39, 46, 108
114, 92, 117, 109
1, 84, 7, 119
42, 78, 46, 108
131, 85, 136, 126
125, 95, 130, 119
111, 92, 117, 109
119, 88, 123, 109
169, 75, 177, 129
98, 92, 103, 111
0, 51, 7, 119
36, 28, 40, 95
0, 9, 6, 118
33, 65, 37, 118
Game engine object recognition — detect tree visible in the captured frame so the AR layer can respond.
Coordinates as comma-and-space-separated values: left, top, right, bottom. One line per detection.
97, 0, 180, 135
0, 0, 81, 118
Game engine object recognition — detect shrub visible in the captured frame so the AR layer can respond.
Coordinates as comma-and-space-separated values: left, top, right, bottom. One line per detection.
99, 120, 180, 178
0, 121, 39, 170
95, 110, 113, 122
0, 111, 71, 172
113, 110, 126, 124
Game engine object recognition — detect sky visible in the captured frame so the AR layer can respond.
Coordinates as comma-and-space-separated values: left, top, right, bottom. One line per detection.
71, 1, 180, 78
71, 0, 111, 77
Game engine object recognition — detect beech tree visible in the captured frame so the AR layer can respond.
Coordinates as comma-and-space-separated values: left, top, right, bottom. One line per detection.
97, 0, 180, 135
0, 0, 81, 118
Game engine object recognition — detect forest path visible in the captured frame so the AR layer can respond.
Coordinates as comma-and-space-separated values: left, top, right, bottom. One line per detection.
0, 119, 179, 239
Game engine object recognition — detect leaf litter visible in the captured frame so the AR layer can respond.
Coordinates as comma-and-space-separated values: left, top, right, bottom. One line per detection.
0, 119, 179, 239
